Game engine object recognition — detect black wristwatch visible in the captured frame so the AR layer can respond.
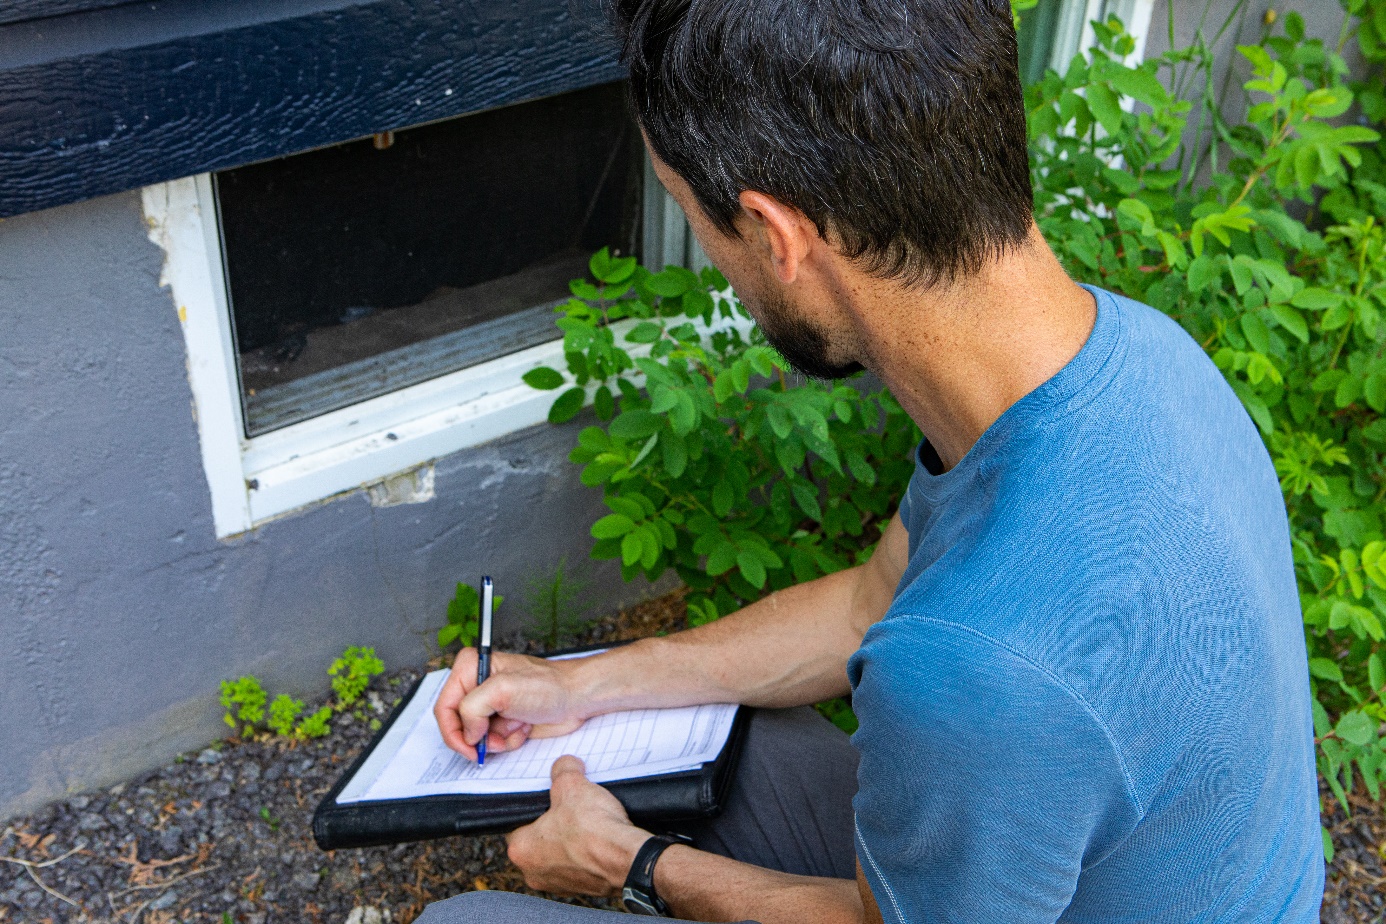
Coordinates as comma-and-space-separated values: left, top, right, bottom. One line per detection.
621, 834, 691, 916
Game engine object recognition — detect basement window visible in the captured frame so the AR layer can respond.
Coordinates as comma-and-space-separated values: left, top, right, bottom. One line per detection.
214, 81, 643, 436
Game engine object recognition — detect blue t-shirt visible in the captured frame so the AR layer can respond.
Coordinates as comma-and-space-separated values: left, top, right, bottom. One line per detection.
847, 287, 1323, 922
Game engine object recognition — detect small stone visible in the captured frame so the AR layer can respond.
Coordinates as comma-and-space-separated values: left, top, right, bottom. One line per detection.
208, 781, 232, 798
345, 907, 391, 924
292, 871, 320, 892
263, 764, 283, 782
109, 782, 127, 796
149, 889, 178, 911
78, 812, 107, 831
196, 748, 223, 765
70, 794, 91, 810
158, 825, 184, 854
241, 763, 262, 782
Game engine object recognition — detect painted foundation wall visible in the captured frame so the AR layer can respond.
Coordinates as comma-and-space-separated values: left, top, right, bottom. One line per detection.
0, 190, 653, 821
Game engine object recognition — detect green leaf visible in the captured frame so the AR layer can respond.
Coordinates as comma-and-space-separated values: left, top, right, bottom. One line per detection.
737, 549, 768, 588
1336, 710, 1377, 747
626, 321, 663, 344
1370, 654, 1385, 693
669, 392, 698, 434
767, 405, 794, 439
1323, 827, 1335, 865
662, 433, 688, 478
631, 433, 660, 468
610, 410, 663, 440
1106, 65, 1170, 107
712, 480, 735, 518
706, 541, 738, 576
592, 514, 635, 540
1087, 82, 1124, 136
523, 366, 566, 390
1310, 657, 1345, 682
1240, 314, 1271, 354
590, 248, 637, 284
621, 532, 644, 567
1268, 303, 1308, 343
1187, 255, 1219, 293
792, 483, 823, 522
548, 387, 586, 424
593, 384, 615, 420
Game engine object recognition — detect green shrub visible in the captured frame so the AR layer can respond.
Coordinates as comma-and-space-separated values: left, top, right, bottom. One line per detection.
1019, 1, 1386, 821
523, 250, 919, 621
219, 676, 267, 737
267, 693, 303, 737
329, 646, 385, 711
524, 557, 592, 651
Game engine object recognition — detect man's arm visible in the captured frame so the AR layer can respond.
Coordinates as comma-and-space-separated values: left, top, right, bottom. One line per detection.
435, 511, 909, 757
505, 756, 876, 924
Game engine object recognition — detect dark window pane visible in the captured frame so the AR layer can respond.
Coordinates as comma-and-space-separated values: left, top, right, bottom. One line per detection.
215, 81, 642, 436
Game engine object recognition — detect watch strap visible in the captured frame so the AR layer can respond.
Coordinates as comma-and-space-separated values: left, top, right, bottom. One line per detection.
620, 834, 688, 916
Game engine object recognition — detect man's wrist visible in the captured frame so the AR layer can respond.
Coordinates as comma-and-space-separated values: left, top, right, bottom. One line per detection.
596, 824, 654, 893
566, 642, 661, 718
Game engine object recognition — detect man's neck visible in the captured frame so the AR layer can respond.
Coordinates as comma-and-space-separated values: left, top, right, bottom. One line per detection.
844, 226, 1097, 471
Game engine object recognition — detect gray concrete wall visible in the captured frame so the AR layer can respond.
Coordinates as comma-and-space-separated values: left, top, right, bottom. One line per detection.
0, 190, 654, 821
1144, 0, 1362, 141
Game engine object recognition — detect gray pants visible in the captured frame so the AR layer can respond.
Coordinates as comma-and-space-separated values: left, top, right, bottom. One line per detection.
416, 706, 859, 923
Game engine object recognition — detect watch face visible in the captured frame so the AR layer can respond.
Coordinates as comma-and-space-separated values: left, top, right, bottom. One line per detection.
621, 886, 663, 916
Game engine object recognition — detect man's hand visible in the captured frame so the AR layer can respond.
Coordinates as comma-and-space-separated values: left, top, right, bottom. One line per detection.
504, 756, 651, 896
433, 648, 588, 760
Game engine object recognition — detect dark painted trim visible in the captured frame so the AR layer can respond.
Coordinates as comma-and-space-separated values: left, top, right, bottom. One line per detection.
0, 0, 626, 218
0, 0, 141, 28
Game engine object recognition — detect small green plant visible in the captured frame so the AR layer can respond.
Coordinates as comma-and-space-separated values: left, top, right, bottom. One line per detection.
219, 677, 267, 737
329, 646, 385, 711
258, 806, 280, 831
437, 582, 504, 650
219, 645, 380, 741
524, 557, 592, 650
267, 694, 302, 736
296, 706, 333, 739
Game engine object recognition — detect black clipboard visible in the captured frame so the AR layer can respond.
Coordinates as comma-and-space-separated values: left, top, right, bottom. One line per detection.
312, 644, 750, 850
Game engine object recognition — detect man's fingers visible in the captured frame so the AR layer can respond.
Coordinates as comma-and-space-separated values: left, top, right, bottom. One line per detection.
433, 650, 480, 757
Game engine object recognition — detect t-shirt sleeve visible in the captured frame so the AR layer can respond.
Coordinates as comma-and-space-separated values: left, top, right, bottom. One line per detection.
849, 618, 1143, 923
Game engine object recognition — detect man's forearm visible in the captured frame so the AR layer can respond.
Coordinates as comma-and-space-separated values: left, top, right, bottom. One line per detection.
655, 845, 864, 924
567, 564, 876, 715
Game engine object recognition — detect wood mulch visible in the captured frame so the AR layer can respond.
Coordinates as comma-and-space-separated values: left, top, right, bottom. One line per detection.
1, 585, 1382, 921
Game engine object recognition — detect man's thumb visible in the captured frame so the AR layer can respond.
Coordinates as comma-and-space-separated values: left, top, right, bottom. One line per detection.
550, 754, 587, 788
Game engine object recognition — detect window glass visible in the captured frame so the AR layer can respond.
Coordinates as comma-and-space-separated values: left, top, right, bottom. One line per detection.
215, 81, 642, 436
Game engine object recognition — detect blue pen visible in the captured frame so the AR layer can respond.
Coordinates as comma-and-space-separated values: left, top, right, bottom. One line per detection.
475, 575, 494, 766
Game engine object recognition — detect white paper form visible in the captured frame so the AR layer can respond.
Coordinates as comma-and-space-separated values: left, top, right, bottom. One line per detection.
336, 666, 738, 804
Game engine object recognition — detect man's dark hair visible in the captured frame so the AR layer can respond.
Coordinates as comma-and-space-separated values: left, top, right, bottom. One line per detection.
610, 0, 1034, 287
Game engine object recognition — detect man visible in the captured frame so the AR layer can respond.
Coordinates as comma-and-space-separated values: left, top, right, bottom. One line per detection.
419, 0, 1324, 920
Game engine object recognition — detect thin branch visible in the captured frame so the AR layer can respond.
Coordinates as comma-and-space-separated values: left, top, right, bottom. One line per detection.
0, 846, 83, 869
20, 863, 79, 908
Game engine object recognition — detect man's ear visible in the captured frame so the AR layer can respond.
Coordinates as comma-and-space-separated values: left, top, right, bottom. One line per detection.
738, 191, 815, 285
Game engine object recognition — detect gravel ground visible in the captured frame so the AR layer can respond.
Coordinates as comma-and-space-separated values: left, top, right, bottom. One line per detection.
2, 587, 1383, 922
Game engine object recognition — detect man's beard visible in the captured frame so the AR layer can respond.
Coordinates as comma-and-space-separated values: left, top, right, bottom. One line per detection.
749, 289, 864, 381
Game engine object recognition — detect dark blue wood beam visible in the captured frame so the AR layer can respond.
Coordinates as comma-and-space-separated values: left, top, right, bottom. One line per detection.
0, 0, 625, 218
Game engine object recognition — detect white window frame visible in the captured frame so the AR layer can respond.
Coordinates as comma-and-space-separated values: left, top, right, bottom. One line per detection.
144, 173, 701, 538
1051, 0, 1157, 69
